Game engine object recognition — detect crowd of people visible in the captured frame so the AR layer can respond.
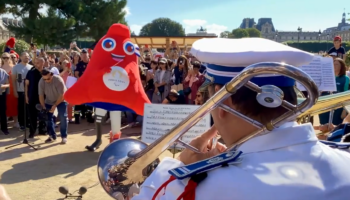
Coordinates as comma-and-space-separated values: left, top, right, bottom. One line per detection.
0, 36, 349, 145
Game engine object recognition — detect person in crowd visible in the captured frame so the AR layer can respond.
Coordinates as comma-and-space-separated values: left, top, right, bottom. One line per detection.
173, 55, 189, 95
10, 52, 18, 65
319, 58, 349, 126
327, 36, 347, 61
0, 66, 10, 135
60, 60, 74, 123
162, 89, 186, 104
47, 58, 60, 75
39, 68, 68, 144
184, 61, 205, 104
194, 90, 209, 105
11, 52, 32, 131
152, 58, 172, 103
71, 51, 81, 75
25, 57, 45, 138
1, 52, 18, 128
74, 48, 90, 123
145, 59, 158, 101
139, 46, 153, 70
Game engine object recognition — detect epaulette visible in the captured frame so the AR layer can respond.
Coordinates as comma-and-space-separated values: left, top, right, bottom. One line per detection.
169, 150, 242, 180
320, 140, 350, 150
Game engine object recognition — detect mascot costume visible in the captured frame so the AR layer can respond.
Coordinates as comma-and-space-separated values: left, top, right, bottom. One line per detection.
64, 23, 150, 151
4, 37, 16, 53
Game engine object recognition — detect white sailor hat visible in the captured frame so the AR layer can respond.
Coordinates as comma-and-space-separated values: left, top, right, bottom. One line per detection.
190, 38, 315, 89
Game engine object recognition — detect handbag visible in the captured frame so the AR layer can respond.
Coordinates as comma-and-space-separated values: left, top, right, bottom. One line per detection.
183, 87, 192, 96
158, 85, 165, 94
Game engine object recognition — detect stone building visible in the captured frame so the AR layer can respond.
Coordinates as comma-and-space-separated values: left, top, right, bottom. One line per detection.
239, 12, 350, 42
186, 27, 217, 37
0, 17, 23, 43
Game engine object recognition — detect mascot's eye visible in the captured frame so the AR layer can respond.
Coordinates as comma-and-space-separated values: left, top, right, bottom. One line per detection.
102, 38, 116, 51
123, 41, 135, 55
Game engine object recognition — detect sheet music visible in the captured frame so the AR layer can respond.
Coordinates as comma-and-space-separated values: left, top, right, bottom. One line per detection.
297, 56, 336, 92
141, 104, 210, 149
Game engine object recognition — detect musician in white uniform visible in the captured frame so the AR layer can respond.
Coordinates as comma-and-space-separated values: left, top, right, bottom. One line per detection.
131, 38, 350, 200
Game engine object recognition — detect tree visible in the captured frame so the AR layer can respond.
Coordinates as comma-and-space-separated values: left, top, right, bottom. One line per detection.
246, 28, 261, 37
220, 31, 233, 38
2, 0, 128, 43
75, 0, 128, 41
8, 7, 76, 47
139, 18, 185, 36
231, 28, 249, 38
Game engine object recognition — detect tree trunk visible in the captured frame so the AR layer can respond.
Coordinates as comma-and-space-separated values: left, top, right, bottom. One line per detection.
24, 4, 40, 43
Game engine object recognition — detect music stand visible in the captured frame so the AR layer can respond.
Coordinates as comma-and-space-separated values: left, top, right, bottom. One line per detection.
5, 73, 37, 150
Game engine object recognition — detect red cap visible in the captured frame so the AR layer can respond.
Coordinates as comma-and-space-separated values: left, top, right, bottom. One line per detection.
334, 36, 342, 42
9, 50, 19, 59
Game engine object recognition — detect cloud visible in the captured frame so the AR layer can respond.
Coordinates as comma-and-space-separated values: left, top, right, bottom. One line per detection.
182, 19, 228, 37
123, 7, 131, 17
130, 24, 143, 34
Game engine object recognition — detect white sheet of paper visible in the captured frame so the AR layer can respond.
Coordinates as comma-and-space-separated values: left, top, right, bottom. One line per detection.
297, 56, 336, 92
141, 103, 211, 149
66, 76, 77, 89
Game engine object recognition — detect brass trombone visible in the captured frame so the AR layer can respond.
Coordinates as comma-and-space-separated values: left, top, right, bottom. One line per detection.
97, 62, 324, 199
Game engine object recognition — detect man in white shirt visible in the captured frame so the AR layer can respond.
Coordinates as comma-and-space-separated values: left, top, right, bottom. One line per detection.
131, 38, 350, 200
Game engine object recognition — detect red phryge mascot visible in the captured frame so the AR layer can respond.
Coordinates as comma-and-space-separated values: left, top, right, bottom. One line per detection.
4, 37, 15, 53
64, 24, 150, 151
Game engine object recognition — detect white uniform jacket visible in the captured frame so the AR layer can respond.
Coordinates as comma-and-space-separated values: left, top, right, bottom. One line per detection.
132, 122, 350, 200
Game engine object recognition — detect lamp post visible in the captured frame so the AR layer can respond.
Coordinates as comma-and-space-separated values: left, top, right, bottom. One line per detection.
318, 30, 321, 43
275, 30, 278, 42
326, 33, 330, 50
297, 27, 302, 43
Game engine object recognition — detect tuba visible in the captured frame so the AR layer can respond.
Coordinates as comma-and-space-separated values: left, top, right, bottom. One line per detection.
97, 62, 327, 199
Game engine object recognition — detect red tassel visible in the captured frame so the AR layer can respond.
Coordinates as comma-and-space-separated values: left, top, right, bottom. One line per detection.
152, 176, 176, 200
176, 179, 197, 200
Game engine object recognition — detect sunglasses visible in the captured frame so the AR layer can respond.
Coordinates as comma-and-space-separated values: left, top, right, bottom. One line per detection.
11, 56, 16, 58
151, 61, 158, 65
2, 57, 9, 59
145, 58, 151, 61
196, 94, 201, 97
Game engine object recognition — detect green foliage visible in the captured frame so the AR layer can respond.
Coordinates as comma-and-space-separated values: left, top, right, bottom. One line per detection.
75, 0, 128, 41
246, 28, 261, 37
9, 7, 76, 46
346, 50, 350, 67
231, 28, 249, 38
281, 41, 350, 53
2, 0, 128, 44
0, 39, 30, 54
139, 18, 185, 37
219, 31, 233, 38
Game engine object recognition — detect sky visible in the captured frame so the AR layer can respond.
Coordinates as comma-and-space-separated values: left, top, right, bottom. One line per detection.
2, 0, 349, 36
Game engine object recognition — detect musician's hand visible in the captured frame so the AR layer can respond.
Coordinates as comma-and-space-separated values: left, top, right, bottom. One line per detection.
0, 185, 11, 200
177, 126, 227, 165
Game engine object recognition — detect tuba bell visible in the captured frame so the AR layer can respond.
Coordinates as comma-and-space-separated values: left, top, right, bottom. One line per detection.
97, 62, 322, 199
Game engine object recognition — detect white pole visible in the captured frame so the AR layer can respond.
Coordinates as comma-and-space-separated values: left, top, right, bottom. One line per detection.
109, 111, 122, 142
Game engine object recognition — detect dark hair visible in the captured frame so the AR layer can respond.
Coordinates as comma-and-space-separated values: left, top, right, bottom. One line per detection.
41, 68, 52, 76
193, 61, 201, 69
167, 59, 174, 67
176, 55, 189, 71
341, 133, 350, 142
210, 85, 297, 124
334, 58, 346, 76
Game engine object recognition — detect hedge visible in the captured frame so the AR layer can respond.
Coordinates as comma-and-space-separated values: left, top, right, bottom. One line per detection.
0, 39, 30, 54
282, 41, 350, 53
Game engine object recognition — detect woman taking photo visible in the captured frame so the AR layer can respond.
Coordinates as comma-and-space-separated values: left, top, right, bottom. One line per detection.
0, 66, 10, 135
1, 52, 18, 128
152, 58, 172, 103
319, 58, 349, 126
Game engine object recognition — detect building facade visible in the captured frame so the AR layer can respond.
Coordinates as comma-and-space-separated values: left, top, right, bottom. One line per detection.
0, 17, 23, 43
239, 12, 350, 42
186, 27, 217, 37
